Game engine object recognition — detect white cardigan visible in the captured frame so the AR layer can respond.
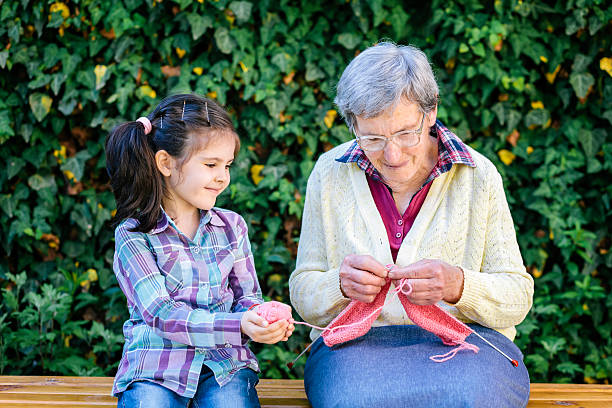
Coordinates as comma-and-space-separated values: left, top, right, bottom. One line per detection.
289, 141, 534, 341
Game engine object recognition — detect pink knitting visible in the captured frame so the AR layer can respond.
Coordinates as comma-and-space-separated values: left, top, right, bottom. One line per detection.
321, 278, 479, 361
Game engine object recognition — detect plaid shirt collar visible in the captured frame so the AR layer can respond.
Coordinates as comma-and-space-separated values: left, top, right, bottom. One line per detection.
150, 208, 225, 234
335, 120, 475, 185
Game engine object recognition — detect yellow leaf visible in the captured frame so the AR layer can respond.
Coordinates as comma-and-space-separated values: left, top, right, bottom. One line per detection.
239, 61, 248, 72
545, 65, 561, 84
498, 149, 516, 165
86, 268, 98, 282
582, 303, 589, 311
176, 47, 186, 58
59, 25, 65, 37
225, 14, 235, 24
324, 109, 337, 128
531, 101, 544, 109
600, 57, 612, 77
50, 2, 70, 19
197, 0, 204, 3
94, 64, 107, 88
532, 267, 542, 279
139, 85, 156, 99
296, 135, 304, 144
584, 377, 597, 384
539, 56, 548, 63
526, 146, 534, 155
207, 91, 217, 99
250, 164, 264, 185
64, 335, 72, 348
63, 170, 76, 181
193, 67, 203, 76
268, 274, 283, 284
80, 279, 90, 290
111, 209, 117, 217
549, 229, 554, 240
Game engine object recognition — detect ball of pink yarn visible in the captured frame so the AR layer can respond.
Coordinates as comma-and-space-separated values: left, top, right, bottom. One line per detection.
256, 301, 292, 323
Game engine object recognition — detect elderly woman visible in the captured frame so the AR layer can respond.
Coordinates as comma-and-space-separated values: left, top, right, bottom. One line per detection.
289, 42, 533, 407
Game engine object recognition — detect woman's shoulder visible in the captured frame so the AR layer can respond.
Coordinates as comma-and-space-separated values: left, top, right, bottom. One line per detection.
458, 145, 501, 183
311, 140, 356, 175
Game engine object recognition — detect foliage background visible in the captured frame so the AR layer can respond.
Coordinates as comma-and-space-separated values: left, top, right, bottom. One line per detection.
0, 0, 611, 384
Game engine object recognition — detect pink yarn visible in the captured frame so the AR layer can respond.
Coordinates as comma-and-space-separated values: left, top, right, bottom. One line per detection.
256, 301, 293, 323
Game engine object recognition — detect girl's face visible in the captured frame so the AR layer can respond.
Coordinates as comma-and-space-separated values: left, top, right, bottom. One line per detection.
166, 132, 235, 213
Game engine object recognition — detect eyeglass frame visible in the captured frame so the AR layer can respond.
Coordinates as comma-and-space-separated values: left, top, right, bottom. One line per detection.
353, 112, 426, 152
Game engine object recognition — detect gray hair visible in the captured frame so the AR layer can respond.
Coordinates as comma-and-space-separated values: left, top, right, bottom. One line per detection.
334, 42, 439, 131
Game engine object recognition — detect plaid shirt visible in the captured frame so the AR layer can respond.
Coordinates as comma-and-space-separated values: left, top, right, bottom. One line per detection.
336, 120, 475, 185
112, 208, 262, 398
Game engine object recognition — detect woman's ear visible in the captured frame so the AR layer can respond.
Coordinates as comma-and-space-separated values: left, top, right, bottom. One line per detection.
155, 150, 174, 177
427, 103, 438, 127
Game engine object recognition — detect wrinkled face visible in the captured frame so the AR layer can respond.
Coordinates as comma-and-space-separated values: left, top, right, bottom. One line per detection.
167, 132, 235, 212
354, 100, 437, 188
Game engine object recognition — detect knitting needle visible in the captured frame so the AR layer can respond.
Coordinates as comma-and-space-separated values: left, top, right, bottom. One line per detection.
470, 331, 519, 367
287, 333, 322, 369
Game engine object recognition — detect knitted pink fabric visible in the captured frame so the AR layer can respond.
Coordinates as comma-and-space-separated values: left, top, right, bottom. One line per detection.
322, 279, 477, 350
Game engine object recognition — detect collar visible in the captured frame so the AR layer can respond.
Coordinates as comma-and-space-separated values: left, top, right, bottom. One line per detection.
149, 207, 225, 234
335, 120, 475, 184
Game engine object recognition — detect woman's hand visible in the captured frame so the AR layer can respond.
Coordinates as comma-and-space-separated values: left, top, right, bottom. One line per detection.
387, 259, 464, 305
240, 309, 292, 344
339, 254, 388, 303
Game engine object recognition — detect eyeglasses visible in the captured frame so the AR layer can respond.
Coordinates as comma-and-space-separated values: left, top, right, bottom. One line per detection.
354, 113, 425, 152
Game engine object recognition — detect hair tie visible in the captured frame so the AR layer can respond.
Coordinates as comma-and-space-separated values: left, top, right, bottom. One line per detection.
136, 117, 152, 135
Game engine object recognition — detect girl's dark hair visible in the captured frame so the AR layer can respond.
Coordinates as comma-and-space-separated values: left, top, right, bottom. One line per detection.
105, 94, 239, 232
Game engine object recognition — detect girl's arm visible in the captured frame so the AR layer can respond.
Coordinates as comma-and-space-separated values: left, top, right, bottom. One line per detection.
228, 215, 263, 313
114, 223, 245, 349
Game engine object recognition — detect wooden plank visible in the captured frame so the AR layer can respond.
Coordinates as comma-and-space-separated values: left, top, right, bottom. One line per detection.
1, 377, 611, 408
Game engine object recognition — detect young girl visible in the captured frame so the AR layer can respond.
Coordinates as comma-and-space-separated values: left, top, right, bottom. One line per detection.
105, 94, 294, 408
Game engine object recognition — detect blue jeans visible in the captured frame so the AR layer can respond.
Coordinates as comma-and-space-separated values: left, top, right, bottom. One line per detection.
305, 324, 530, 408
117, 366, 260, 408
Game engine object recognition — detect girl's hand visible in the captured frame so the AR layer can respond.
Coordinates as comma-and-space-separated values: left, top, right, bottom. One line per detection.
240, 308, 291, 344
281, 320, 295, 342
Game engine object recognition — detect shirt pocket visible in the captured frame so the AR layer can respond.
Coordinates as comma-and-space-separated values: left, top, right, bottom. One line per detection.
156, 250, 186, 295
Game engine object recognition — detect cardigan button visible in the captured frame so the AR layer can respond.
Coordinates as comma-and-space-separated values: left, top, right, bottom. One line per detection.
397, 219, 403, 226
395, 232, 402, 238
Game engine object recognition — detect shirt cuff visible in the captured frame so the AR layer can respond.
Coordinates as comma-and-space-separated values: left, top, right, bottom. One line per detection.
213, 312, 244, 348
452, 267, 485, 314
325, 267, 349, 306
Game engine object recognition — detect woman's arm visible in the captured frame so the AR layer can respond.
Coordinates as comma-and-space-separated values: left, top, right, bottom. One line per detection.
452, 170, 534, 328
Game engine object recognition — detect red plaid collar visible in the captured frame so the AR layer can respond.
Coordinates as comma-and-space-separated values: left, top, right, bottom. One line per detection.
335, 120, 475, 185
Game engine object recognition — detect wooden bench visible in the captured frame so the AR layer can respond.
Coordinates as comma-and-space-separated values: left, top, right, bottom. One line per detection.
1, 376, 611, 407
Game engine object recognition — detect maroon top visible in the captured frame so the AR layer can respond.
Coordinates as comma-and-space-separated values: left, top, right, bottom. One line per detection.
366, 175, 433, 262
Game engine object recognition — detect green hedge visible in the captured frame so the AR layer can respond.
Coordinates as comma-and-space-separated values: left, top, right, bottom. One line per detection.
1, 0, 610, 383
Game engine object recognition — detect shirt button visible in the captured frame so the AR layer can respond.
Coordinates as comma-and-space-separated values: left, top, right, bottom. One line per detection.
197, 348, 207, 355
395, 232, 402, 239
193, 247, 200, 254
224, 342, 232, 348
397, 219, 403, 226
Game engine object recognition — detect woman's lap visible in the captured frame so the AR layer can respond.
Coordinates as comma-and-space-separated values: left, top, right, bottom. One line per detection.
117, 366, 260, 408
304, 324, 530, 408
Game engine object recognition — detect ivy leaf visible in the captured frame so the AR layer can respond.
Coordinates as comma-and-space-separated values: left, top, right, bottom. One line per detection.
214, 27, 235, 54
28, 174, 57, 192
0, 50, 8, 69
271, 53, 290, 73
187, 14, 213, 40
337, 33, 361, 50
579, 128, 606, 158
305, 62, 325, 82
229, 1, 253, 24
7, 157, 25, 179
569, 72, 594, 98
524, 109, 550, 127
0, 110, 15, 142
28, 93, 53, 122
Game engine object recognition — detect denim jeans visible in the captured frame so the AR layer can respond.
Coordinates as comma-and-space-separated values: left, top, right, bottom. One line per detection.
304, 324, 530, 408
117, 366, 260, 408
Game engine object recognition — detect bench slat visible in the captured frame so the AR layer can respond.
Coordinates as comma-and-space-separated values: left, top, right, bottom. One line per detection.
1, 376, 611, 407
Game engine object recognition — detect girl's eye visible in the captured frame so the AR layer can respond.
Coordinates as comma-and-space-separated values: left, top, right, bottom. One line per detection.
225, 164, 232, 169
205, 164, 216, 168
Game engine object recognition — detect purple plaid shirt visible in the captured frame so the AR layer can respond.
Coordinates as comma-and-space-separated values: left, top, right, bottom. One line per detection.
112, 208, 262, 398
336, 120, 475, 184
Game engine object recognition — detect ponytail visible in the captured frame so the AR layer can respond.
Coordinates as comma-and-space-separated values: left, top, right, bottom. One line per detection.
105, 119, 164, 232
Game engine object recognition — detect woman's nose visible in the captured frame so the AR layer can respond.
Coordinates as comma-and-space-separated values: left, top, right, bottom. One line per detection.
383, 138, 403, 164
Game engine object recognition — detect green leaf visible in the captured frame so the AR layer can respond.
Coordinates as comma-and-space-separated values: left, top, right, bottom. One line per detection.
569, 72, 594, 98
28, 93, 53, 122
0, 110, 14, 142
337, 33, 360, 50
579, 128, 606, 158
187, 14, 213, 40
27, 174, 57, 192
7, 157, 25, 179
229, 1, 253, 24
0, 50, 8, 69
214, 27, 235, 54
271, 53, 290, 73
305, 62, 325, 82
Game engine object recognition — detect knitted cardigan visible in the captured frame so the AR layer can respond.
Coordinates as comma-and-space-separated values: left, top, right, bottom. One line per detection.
289, 141, 534, 342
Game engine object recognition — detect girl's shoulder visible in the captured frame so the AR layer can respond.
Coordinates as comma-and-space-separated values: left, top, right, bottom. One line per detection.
113, 217, 147, 242
208, 207, 248, 234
